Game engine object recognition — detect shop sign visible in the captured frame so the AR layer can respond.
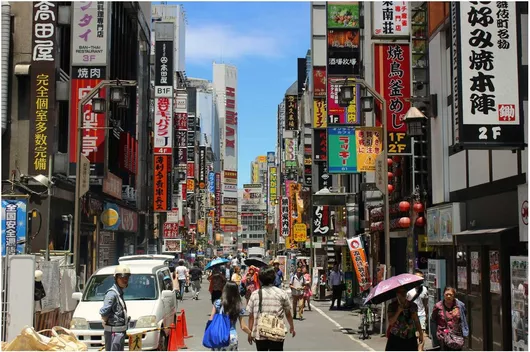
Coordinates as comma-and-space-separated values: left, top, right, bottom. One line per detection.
176, 130, 187, 149
154, 97, 173, 154
328, 126, 357, 174
186, 179, 195, 193
198, 146, 206, 189
221, 218, 238, 226
316, 163, 333, 192
312, 66, 326, 97
328, 78, 361, 125
154, 40, 173, 87
225, 87, 237, 156
175, 93, 187, 113
313, 99, 327, 128
119, 132, 138, 175
208, 172, 215, 194
215, 173, 221, 231
163, 222, 179, 239
223, 197, 238, 206
118, 206, 137, 232
327, 49, 360, 76
328, 29, 360, 50
269, 167, 277, 200
285, 95, 298, 130
327, 2, 360, 28
176, 112, 187, 130
1, 198, 28, 256
347, 236, 371, 291
304, 165, 312, 186
153, 155, 171, 212
452, 2, 523, 148
355, 127, 383, 172
198, 219, 205, 234
102, 172, 122, 200
177, 147, 187, 164
426, 203, 464, 244
222, 205, 238, 212
284, 139, 295, 161
387, 131, 412, 155
280, 196, 290, 237
101, 203, 120, 230
372, 1, 410, 37
313, 129, 328, 161
312, 206, 330, 237
162, 238, 182, 253
293, 224, 307, 242
72, 1, 108, 65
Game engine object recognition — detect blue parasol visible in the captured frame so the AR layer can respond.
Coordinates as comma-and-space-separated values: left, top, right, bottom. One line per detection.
205, 258, 230, 270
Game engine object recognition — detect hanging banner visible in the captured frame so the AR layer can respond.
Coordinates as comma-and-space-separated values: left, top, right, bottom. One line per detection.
153, 155, 171, 212
327, 78, 361, 125
355, 127, 383, 172
328, 126, 357, 173
347, 237, 371, 291
215, 173, 221, 231
285, 95, 298, 130
313, 66, 327, 97
208, 172, 216, 194
372, 1, 411, 38
1, 198, 28, 256
313, 129, 328, 162
154, 97, 173, 155
451, 2, 523, 149
313, 99, 327, 128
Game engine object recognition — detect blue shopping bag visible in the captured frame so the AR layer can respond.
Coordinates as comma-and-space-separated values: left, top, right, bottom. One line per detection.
202, 307, 231, 349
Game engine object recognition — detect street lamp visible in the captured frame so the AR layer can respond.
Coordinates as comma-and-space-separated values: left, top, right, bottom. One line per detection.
118, 93, 130, 109
110, 86, 125, 103
92, 97, 106, 114
403, 106, 428, 137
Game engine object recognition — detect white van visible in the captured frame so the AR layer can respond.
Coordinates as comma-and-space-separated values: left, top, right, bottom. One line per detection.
70, 262, 177, 350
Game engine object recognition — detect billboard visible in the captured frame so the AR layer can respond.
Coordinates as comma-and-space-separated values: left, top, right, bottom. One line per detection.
327, 78, 361, 125
328, 29, 360, 50
328, 126, 357, 174
154, 97, 173, 154
153, 155, 171, 212
72, 1, 108, 65
355, 127, 383, 172
372, 1, 410, 38
225, 86, 237, 168
187, 114, 196, 161
269, 167, 277, 201
1, 198, 28, 256
313, 99, 327, 128
327, 2, 360, 28
208, 172, 215, 194
285, 95, 298, 130
198, 146, 206, 189
451, 2, 523, 148
313, 66, 327, 97
29, 1, 57, 175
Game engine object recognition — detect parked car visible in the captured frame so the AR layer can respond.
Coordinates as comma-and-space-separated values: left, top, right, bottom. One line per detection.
70, 261, 177, 350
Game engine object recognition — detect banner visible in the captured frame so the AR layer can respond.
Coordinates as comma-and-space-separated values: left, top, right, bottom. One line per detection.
372, 1, 410, 37
327, 2, 360, 28
313, 66, 327, 97
153, 155, 171, 212
355, 127, 383, 172
162, 239, 182, 253
285, 138, 296, 161
29, 1, 57, 175
313, 99, 327, 128
347, 237, 371, 291
328, 127, 357, 173
285, 95, 298, 130
1, 198, 28, 256
280, 196, 289, 237
327, 78, 361, 125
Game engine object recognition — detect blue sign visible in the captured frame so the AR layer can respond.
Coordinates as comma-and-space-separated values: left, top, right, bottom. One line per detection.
208, 172, 215, 194
102, 202, 120, 231
267, 152, 275, 165
1, 198, 28, 256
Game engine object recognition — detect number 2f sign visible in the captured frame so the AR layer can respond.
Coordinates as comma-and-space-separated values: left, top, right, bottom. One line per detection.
387, 132, 411, 155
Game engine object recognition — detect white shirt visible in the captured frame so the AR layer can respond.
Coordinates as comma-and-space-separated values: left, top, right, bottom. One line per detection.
407, 286, 428, 317
176, 266, 188, 280
329, 270, 343, 286
231, 258, 239, 267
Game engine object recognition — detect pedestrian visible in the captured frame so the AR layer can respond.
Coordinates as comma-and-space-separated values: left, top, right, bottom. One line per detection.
430, 287, 468, 351
328, 264, 343, 310
208, 282, 252, 351
99, 265, 131, 351
302, 267, 312, 312
407, 270, 428, 350
209, 267, 227, 304
247, 266, 296, 351
174, 260, 189, 301
385, 287, 423, 351
231, 266, 242, 287
189, 262, 203, 300
289, 267, 306, 320
272, 260, 283, 288
169, 263, 181, 300
231, 256, 239, 268
241, 266, 260, 301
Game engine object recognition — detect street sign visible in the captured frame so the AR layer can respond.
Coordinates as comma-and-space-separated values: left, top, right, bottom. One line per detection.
375, 153, 386, 193
79, 155, 90, 197
360, 182, 378, 192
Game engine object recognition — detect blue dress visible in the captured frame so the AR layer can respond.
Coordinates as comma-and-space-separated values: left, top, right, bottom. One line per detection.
212, 299, 245, 351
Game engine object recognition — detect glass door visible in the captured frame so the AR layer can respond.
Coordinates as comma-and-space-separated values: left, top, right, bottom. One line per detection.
469, 246, 485, 350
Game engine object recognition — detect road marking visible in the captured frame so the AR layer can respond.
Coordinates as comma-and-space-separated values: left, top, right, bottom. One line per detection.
310, 304, 375, 351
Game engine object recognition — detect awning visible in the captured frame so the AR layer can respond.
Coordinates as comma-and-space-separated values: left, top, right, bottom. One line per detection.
453, 227, 514, 236
453, 227, 518, 246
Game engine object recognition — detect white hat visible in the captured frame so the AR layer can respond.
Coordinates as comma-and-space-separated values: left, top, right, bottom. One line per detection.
35, 270, 43, 282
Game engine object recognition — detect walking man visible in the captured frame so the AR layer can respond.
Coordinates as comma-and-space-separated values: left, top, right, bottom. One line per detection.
174, 260, 189, 301
329, 264, 343, 310
189, 262, 203, 300
290, 267, 306, 320
100, 265, 130, 351
407, 269, 429, 350
273, 259, 284, 288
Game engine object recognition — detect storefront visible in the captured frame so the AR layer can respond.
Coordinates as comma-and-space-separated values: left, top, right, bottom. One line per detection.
100, 202, 139, 266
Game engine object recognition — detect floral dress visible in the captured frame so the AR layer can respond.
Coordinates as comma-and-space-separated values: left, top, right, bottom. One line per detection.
432, 300, 463, 348
212, 299, 245, 351
387, 300, 418, 339
303, 273, 312, 298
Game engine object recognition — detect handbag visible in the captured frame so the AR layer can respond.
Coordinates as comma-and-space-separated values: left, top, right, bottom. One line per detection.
441, 304, 464, 350
256, 289, 286, 342
202, 305, 231, 349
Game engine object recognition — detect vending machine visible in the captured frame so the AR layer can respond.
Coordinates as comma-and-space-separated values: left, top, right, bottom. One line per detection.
426, 259, 446, 337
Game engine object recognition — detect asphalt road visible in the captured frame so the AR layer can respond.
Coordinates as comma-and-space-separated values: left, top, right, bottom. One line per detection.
177, 281, 377, 351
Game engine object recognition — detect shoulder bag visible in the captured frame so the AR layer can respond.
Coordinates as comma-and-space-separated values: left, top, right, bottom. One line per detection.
441, 304, 465, 350
256, 289, 286, 342
202, 305, 231, 348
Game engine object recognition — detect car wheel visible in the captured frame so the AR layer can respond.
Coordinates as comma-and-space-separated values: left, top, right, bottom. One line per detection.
158, 330, 168, 351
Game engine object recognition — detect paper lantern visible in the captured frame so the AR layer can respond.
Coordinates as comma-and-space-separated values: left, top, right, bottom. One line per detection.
388, 184, 394, 193
399, 201, 410, 212
388, 172, 394, 179
413, 202, 424, 213
399, 217, 411, 228
387, 158, 393, 166
415, 216, 426, 227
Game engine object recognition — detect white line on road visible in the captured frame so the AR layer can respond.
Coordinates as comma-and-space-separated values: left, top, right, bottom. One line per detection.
310, 304, 375, 351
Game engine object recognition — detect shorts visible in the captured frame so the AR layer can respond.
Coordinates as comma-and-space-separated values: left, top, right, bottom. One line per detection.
418, 315, 426, 330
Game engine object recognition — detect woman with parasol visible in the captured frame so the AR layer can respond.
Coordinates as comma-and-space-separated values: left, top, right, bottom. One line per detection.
240, 266, 260, 301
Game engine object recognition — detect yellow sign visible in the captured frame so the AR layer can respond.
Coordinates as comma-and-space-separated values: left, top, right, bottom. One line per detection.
293, 223, 307, 242
285, 235, 297, 249
355, 127, 383, 172
198, 219, 205, 233
128, 333, 142, 350
187, 179, 195, 191
101, 209, 119, 227
313, 99, 327, 128
220, 217, 238, 226
257, 155, 267, 163
269, 167, 277, 200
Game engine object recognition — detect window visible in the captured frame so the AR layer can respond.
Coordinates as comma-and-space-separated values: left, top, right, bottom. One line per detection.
83, 274, 158, 301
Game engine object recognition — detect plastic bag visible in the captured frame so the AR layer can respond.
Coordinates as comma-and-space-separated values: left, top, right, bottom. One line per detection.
3, 326, 51, 351
45, 326, 87, 351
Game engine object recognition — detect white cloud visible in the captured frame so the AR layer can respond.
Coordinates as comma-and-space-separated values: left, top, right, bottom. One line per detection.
185, 24, 284, 62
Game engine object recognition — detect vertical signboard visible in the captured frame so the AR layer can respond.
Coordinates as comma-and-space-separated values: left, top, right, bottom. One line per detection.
347, 237, 372, 291
327, 2, 360, 28
374, 43, 412, 153
313, 129, 328, 161
285, 95, 298, 130
187, 114, 196, 162
1, 198, 28, 256
225, 86, 237, 170
372, 1, 411, 37
313, 99, 327, 128
327, 29, 361, 75
153, 155, 171, 212
198, 146, 206, 189
313, 66, 327, 97
208, 172, 216, 194
452, 2, 523, 148
280, 196, 290, 237
175, 112, 188, 164
355, 127, 383, 172
214, 173, 221, 231
328, 127, 357, 173
269, 167, 277, 202
316, 163, 333, 191
72, 1, 108, 65
312, 205, 330, 238
29, 1, 57, 175
327, 78, 361, 125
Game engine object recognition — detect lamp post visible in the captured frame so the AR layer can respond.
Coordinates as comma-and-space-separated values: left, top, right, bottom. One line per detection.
337, 78, 391, 277
73, 79, 137, 273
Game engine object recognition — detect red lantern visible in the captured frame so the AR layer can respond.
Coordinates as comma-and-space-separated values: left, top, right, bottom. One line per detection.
387, 158, 393, 167
413, 202, 424, 213
399, 201, 410, 212
388, 172, 394, 179
388, 184, 394, 193
399, 217, 411, 228
415, 216, 426, 227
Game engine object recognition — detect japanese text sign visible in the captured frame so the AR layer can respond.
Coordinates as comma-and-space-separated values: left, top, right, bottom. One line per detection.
155, 40, 174, 87
452, 2, 522, 148
313, 66, 327, 97
285, 95, 298, 130
293, 223, 307, 242
328, 127, 358, 174
153, 155, 171, 212
154, 97, 173, 154
327, 2, 360, 28
312, 206, 330, 237
208, 171, 215, 194
198, 146, 206, 189
374, 43, 411, 133
313, 99, 327, 128
327, 49, 360, 76
373, 1, 410, 37
280, 196, 290, 237
285, 138, 296, 161
72, 1, 108, 65
269, 167, 277, 201
316, 163, 333, 192
1, 198, 28, 256
225, 87, 237, 157
355, 127, 383, 172
163, 222, 179, 239
327, 78, 361, 125
347, 237, 372, 291
29, 1, 57, 175
313, 129, 328, 161
215, 173, 221, 231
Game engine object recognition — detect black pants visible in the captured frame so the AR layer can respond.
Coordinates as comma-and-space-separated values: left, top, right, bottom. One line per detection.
211, 290, 222, 304
385, 334, 418, 351
330, 285, 342, 309
255, 339, 284, 351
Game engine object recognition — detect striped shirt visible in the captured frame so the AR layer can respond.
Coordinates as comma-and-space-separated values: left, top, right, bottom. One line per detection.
246, 286, 292, 340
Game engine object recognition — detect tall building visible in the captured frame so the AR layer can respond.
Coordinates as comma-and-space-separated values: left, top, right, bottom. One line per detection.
239, 184, 267, 250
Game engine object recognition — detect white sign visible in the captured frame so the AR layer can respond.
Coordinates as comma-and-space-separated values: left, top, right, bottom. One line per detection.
285, 138, 295, 161
458, 2, 519, 126
175, 94, 187, 113
154, 97, 173, 154
375, 153, 386, 193
372, 1, 410, 37
79, 155, 90, 197
518, 184, 528, 242
72, 1, 108, 65
167, 211, 179, 223
155, 86, 173, 97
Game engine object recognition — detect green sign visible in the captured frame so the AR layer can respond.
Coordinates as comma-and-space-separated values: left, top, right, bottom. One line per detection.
327, 2, 360, 28
285, 160, 297, 168
328, 126, 357, 173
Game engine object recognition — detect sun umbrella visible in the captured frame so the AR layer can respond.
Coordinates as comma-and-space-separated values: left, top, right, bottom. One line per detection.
243, 258, 268, 268
364, 273, 424, 305
205, 258, 230, 270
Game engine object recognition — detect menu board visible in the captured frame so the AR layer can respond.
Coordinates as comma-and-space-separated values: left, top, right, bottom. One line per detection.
510, 256, 528, 351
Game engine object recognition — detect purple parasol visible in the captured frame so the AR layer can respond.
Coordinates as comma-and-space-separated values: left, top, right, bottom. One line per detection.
364, 273, 424, 305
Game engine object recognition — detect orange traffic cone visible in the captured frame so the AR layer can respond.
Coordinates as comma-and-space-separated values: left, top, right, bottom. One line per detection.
167, 323, 179, 351
175, 315, 188, 349
181, 310, 193, 338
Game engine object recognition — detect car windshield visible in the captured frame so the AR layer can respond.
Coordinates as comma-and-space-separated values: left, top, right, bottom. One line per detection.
83, 274, 158, 301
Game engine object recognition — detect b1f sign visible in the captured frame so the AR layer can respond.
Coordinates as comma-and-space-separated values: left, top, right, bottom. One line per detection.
155, 86, 173, 97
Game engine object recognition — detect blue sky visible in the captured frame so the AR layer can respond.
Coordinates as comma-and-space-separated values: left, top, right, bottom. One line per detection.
180, 2, 310, 187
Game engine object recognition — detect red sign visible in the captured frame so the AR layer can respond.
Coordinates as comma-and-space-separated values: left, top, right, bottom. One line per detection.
119, 132, 138, 175
70, 78, 106, 163
182, 182, 187, 202
175, 112, 188, 130
313, 66, 326, 97
163, 222, 179, 239
374, 43, 411, 133
225, 87, 237, 150
224, 170, 237, 179
187, 162, 195, 178
153, 154, 171, 212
